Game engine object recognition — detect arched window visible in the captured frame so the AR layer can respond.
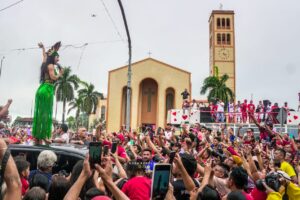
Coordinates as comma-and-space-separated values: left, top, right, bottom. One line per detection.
222, 33, 226, 44
226, 34, 231, 45
217, 33, 221, 45
226, 18, 230, 29
221, 18, 226, 28
100, 106, 106, 120
217, 18, 221, 29
166, 88, 175, 119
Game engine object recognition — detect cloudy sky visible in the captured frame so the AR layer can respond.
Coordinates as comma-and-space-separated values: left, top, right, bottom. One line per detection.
0, 0, 299, 121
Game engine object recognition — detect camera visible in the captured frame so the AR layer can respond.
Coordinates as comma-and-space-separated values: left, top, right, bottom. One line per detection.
255, 172, 281, 192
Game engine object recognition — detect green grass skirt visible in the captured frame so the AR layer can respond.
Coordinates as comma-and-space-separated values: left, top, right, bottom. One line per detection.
32, 83, 54, 139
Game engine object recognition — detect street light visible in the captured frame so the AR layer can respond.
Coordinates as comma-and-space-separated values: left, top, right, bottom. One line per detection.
117, 0, 132, 132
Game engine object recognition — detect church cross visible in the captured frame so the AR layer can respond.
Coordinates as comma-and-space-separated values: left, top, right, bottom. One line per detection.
148, 51, 152, 58
143, 88, 155, 112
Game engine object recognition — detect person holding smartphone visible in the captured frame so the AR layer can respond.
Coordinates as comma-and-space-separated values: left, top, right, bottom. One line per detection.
172, 153, 199, 200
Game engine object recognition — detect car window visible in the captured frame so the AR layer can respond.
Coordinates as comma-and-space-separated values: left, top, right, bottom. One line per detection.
10, 147, 84, 174
11, 148, 41, 170
52, 153, 83, 174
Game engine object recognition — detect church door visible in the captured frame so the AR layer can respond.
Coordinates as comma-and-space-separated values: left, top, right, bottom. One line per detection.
140, 78, 158, 125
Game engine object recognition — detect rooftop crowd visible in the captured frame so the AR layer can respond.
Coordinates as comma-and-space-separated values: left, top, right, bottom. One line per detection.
1, 99, 300, 200
183, 98, 292, 124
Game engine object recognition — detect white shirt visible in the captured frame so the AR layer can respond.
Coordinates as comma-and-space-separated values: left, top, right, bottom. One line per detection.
229, 103, 234, 112
191, 103, 199, 110
60, 132, 70, 143
217, 102, 224, 112
164, 130, 173, 140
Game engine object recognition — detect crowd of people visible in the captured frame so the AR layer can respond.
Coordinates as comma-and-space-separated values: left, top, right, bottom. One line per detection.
1, 111, 300, 199
182, 98, 291, 124
1, 95, 300, 200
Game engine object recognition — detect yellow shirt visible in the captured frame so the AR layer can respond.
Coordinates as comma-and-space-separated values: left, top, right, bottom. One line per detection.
286, 182, 300, 200
267, 192, 282, 200
280, 161, 296, 177
279, 182, 300, 200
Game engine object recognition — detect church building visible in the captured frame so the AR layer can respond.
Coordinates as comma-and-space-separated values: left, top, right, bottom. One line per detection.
106, 58, 191, 132
90, 9, 236, 132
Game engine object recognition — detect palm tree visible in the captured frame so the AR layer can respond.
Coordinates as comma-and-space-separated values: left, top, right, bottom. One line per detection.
200, 73, 234, 106
54, 67, 80, 124
78, 82, 103, 128
68, 97, 83, 128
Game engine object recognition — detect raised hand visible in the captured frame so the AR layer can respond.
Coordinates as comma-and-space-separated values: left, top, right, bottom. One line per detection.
81, 154, 92, 178
38, 42, 44, 48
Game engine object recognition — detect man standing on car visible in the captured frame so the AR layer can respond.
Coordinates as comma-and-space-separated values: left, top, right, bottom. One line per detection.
53, 124, 69, 144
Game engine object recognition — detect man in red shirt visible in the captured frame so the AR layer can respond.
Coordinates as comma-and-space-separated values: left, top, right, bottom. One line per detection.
241, 100, 248, 123
115, 134, 129, 164
122, 161, 151, 200
247, 100, 255, 123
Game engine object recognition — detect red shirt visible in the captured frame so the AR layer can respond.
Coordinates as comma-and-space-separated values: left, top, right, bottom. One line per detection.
117, 145, 127, 159
21, 177, 29, 195
259, 128, 269, 141
250, 188, 267, 200
122, 176, 151, 200
241, 103, 248, 112
248, 104, 255, 113
243, 191, 254, 200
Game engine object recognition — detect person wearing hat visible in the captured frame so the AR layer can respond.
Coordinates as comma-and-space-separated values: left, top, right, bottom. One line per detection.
114, 134, 129, 164
32, 42, 64, 144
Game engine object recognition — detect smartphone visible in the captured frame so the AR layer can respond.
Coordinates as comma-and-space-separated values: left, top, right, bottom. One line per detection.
151, 164, 171, 200
169, 151, 176, 164
103, 145, 109, 156
89, 142, 102, 169
111, 142, 118, 154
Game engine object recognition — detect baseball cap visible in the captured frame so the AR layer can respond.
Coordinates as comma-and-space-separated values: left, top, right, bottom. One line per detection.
117, 134, 125, 142
232, 155, 243, 166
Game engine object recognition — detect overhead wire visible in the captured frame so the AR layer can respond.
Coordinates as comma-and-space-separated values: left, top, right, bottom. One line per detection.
77, 43, 88, 69
0, 0, 25, 13
0, 39, 123, 56
99, 0, 125, 42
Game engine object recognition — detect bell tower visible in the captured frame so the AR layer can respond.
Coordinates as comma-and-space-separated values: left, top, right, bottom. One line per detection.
209, 10, 236, 97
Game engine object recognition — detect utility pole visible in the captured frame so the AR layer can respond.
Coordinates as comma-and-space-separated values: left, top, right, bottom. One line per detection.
117, 0, 132, 132
0, 56, 5, 78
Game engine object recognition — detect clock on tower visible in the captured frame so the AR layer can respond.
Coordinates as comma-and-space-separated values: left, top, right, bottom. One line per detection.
209, 10, 236, 98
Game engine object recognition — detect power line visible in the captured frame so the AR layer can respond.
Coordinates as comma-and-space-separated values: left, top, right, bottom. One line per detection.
0, 39, 123, 55
77, 43, 88, 69
100, 0, 125, 42
0, 0, 25, 13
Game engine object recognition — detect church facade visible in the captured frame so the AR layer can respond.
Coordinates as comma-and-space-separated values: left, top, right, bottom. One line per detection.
106, 58, 191, 132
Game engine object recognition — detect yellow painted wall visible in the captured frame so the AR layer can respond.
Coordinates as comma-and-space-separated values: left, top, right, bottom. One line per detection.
89, 98, 107, 127
107, 58, 191, 132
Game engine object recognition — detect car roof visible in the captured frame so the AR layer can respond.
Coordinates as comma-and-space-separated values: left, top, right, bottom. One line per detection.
9, 143, 88, 158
